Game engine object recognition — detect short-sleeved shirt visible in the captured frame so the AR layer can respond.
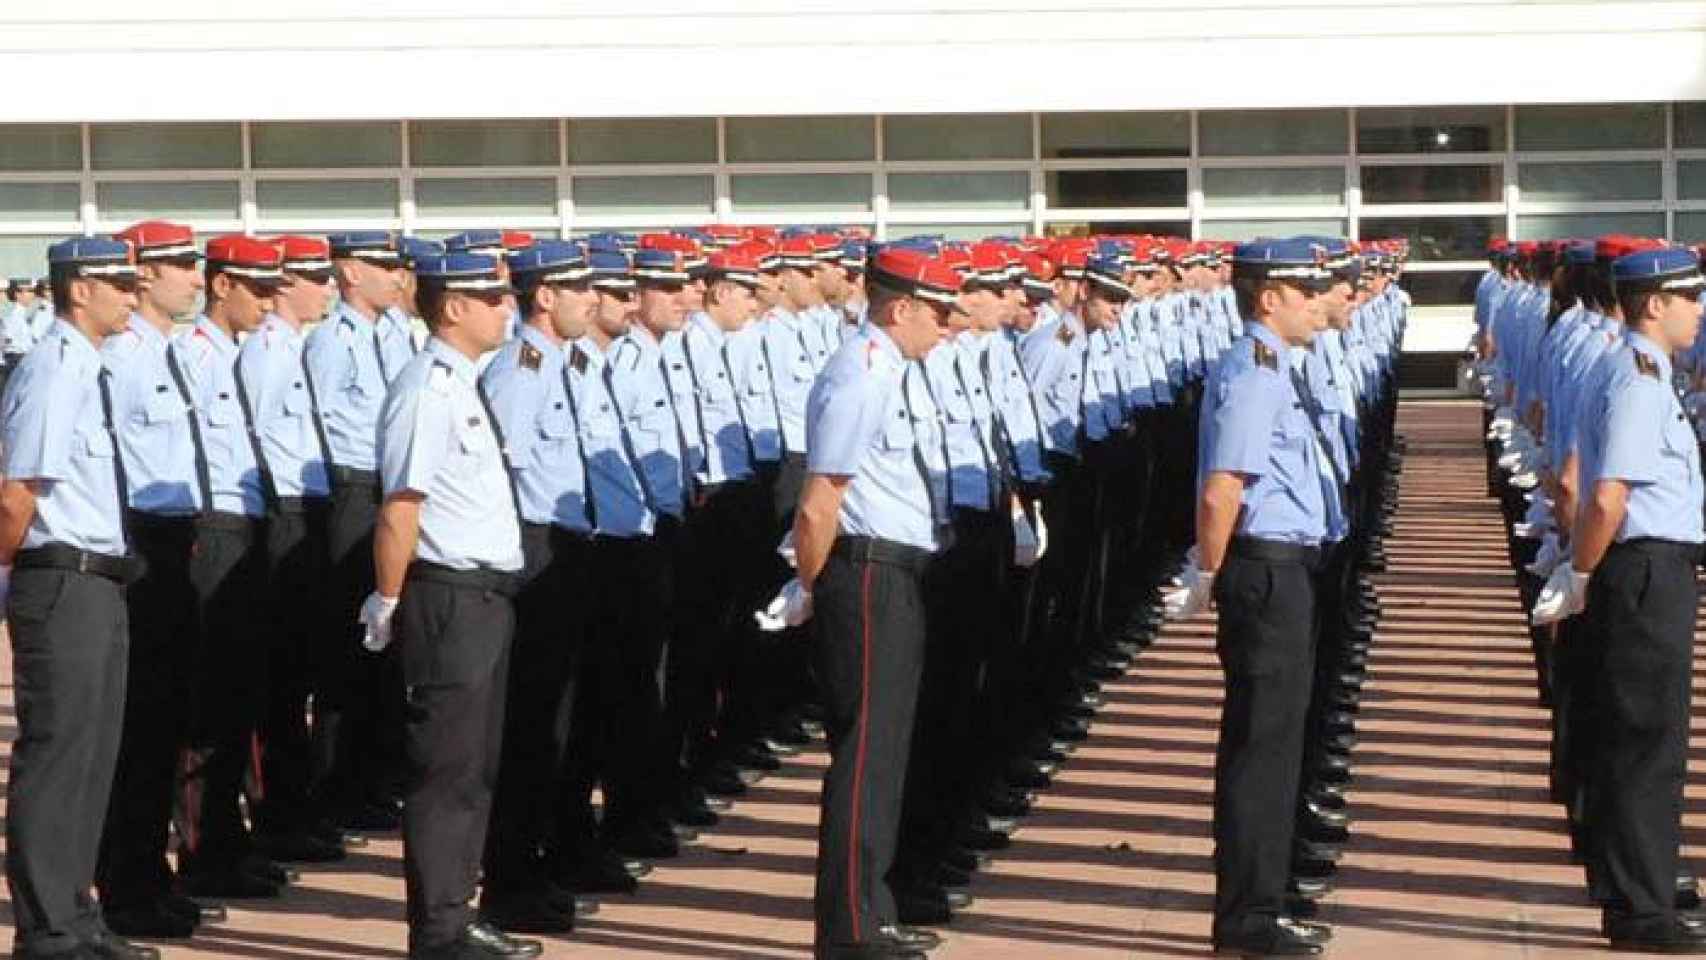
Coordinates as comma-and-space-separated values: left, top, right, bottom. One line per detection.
805, 323, 945, 552
724, 318, 784, 463
101, 313, 204, 516
1578, 332, 1705, 545
479, 323, 593, 533
236, 314, 330, 500
607, 325, 688, 518
921, 339, 998, 512
572, 337, 656, 539
1197, 321, 1327, 546
171, 318, 266, 518
679, 313, 755, 486
1020, 310, 1088, 458
303, 301, 390, 472
378, 337, 523, 571
2, 320, 127, 556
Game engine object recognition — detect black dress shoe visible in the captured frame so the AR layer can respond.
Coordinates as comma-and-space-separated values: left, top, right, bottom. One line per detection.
957, 824, 1011, 851
1005, 760, 1053, 790
1289, 876, 1333, 900
413, 921, 544, 959
345, 801, 402, 832
179, 867, 280, 899
164, 892, 225, 924
979, 813, 1019, 834
105, 899, 197, 939
671, 793, 722, 828
980, 788, 1032, 819
1295, 839, 1343, 863
1286, 896, 1319, 919
609, 824, 680, 860
730, 743, 783, 772
1683, 874, 1703, 911
1213, 917, 1326, 957
1051, 717, 1092, 743
1319, 732, 1356, 755
480, 891, 575, 935
699, 762, 750, 797
241, 854, 298, 885
878, 924, 942, 951
1303, 801, 1349, 831
255, 829, 348, 863
895, 883, 972, 925
84, 933, 161, 960
939, 845, 989, 873
1607, 916, 1706, 954
553, 849, 641, 894
769, 720, 814, 747
933, 862, 973, 887
1298, 818, 1349, 846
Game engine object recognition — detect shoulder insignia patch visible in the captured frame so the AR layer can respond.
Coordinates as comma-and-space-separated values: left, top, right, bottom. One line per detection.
1633, 351, 1660, 379
520, 341, 543, 371
569, 346, 589, 375
1252, 339, 1278, 371
1055, 323, 1075, 345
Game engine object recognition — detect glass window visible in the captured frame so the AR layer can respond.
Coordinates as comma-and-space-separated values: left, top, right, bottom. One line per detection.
0, 235, 55, 278
1044, 220, 1188, 239
1360, 165, 1503, 204
1678, 160, 1706, 201
1516, 212, 1665, 240
410, 120, 558, 167
91, 123, 241, 170
1202, 167, 1343, 208
0, 125, 82, 172
725, 116, 874, 163
252, 122, 401, 169
1359, 216, 1502, 262
1518, 161, 1661, 203
1199, 109, 1348, 156
1399, 270, 1484, 307
97, 181, 239, 222
1040, 112, 1189, 159
572, 175, 714, 216
1676, 212, 1706, 243
1357, 106, 1507, 154
1514, 104, 1664, 151
1677, 103, 1706, 149
0, 183, 80, 224
415, 178, 555, 219
569, 119, 716, 165
887, 172, 1029, 211
256, 179, 400, 221
1045, 169, 1185, 209
882, 114, 1031, 162
730, 174, 871, 212
1199, 218, 1347, 242
889, 223, 1029, 242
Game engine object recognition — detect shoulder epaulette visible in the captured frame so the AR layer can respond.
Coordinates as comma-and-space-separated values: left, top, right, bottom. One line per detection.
569, 346, 589, 375
1055, 322, 1075, 345
1252, 339, 1278, 371
520, 341, 543, 372
1634, 351, 1660, 379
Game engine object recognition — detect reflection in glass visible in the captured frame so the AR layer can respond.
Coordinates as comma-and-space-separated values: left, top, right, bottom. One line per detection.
1045, 220, 1188, 239
1202, 167, 1342, 207
573, 176, 714, 216
411, 120, 559, 167
731, 174, 872, 212
1357, 107, 1506, 154
569, 119, 717, 165
726, 117, 874, 162
1199, 109, 1348, 156
1519, 162, 1660, 203
888, 172, 1029, 210
883, 115, 1031, 161
1360, 165, 1502, 204
0, 125, 82, 172
253, 122, 401, 169
1399, 270, 1485, 307
1359, 217, 1502, 261
1046, 169, 1186, 209
1516, 212, 1665, 240
1040, 112, 1190, 159
1200, 218, 1346, 241
1514, 104, 1664, 151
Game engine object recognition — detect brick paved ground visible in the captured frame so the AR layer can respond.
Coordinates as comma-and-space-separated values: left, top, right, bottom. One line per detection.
2, 398, 1699, 958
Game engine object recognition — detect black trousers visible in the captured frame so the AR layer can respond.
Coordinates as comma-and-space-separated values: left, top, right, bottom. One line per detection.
177, 515, 268, 875
397, 569, 516, 950
97, 513, 196, 908
7, 568, 130, 955
1585, 539, 1699, 936
484, 525, 591, 895
812, 540, 929, 949
253, 499, 331, 836
1211, 546, 1317, 942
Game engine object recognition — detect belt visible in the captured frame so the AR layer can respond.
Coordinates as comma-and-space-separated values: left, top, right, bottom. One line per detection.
272, 495, 329, 515
522, 520, 592, 543
1613, 537, 1704, 563
194, 510, 263, 534
329, 466, 380, 489
1229, 536, 1323, 569
126, 510, 197, 532
16, 544, 139, 584
406, 560, 521, 598
830, 535, 933, 575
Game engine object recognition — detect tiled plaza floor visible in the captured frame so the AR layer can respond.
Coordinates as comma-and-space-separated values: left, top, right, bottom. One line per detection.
3, 398, 1699, 958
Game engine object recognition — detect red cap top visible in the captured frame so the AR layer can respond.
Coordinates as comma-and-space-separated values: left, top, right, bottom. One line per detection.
707, 249, 764, 288
501, 230, 535, 252
205, 234, 283, 284
271, 235, 332, 274
116, 220, 199, 261
868, 248, 965, 309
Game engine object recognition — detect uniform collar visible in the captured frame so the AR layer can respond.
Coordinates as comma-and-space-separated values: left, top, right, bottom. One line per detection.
334, 300, 378, 331
1628, 331, 1673, 382
865, 320, 903, 366
54, 317, 101, 364
1250, 319, 1287, 355
519, 321, 565, 362
425, 336, 477, 385
126, 311, 170, 346
689, 310, 727, 347
193, 315, 238, 354
378, 306, 416, 335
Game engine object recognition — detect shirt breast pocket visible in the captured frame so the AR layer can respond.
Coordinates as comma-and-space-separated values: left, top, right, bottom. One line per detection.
204, 393, 242, 428
882, 414, 914, 451
142, 388, 184, 426
282, 386, 310, 417
538, 409, 575, 442
458, 421, 497, 458
941, 389, 974, 424
81, 426, 116, 460
790, 354, 814, 383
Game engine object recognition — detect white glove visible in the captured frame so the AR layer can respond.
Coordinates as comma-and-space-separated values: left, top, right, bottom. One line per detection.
776, 529, 797, 569
1162, 558, 1215, 621
0, 563, 11, 622
1510, 471, 1539, 491
1525, 533, 1563, 578
1011, 511, 1040, 568
360, 591, 400, 652
1531, 564, 1590, 626
754, 577, 813, 632
1032, 502, 1049, 561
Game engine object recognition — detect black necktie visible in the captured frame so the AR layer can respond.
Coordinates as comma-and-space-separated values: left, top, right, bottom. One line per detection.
560, 349, 599, 531
97, 368, 131, 542
164, 343, 214, 515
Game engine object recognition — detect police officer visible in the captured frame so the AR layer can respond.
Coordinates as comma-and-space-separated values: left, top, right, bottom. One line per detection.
235, 235, 347, 865
1, 235, 157, 960
1535, 246, 1706, 953
1166, 237, 1336, 958
478, 240, 601, 933
762, 246, 962, 960
362, 251, 540, 960
303, 231, 409, 832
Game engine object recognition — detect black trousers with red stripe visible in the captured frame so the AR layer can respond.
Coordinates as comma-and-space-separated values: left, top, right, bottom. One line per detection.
811, 539, 929, 951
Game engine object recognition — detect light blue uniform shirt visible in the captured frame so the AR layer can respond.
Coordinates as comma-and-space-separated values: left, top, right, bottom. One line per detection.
236, 314, 330, 500
759, 307, 829, 456
574, 338, 656, 539
1579, 332, 1705, 545
478, 324, 594, 534
725, 318, 783, 463
1293, 345, 1350, 542
679, 313, 755, 486
2, 320, 127, 556
378, 337, 523, 571
658, 329, 706, 487
171, 318, 266, 518
607, 324, 688, 519
26, 303, 53, 344
805, 323, 945, 552
1020, 309, 1088, 458
2, 302, 39, 356
303, 302, 390, 472
1198, 322, 1327, 546
376, 306, 422, 385
921, 339, 999, 512
102, 314, 203, 516
978, 328, 1050, 484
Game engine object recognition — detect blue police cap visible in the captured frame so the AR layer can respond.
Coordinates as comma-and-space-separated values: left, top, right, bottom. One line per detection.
1612, 247, 1705, 293
1084, 255, 1134, 299
47, 235, 138, 280
507, 240, 590, 287
398, 236, 444, 268
583, 231, 637, 252
413, 252, 513, 294
586, 250, 635, 290
840, 240, 868, 272
632, 248, 690, 285
1233, 237, 1333, 289
1562, 241, 1596, 267
443, 230, 505, 256
328, 231, 403, 265
1094, 239, 1134, 265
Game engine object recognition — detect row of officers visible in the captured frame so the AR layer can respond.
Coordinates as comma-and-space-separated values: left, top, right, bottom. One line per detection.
0, 219, 1408, 960
1478, 236, 1706, 953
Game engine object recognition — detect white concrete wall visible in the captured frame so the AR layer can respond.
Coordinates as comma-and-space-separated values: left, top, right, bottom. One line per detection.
6, 1, 1706, 122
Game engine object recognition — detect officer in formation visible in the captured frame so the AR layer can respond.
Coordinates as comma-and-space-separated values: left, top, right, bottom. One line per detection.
1, 222, 1407, 960
1484, 236, 1706, 954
